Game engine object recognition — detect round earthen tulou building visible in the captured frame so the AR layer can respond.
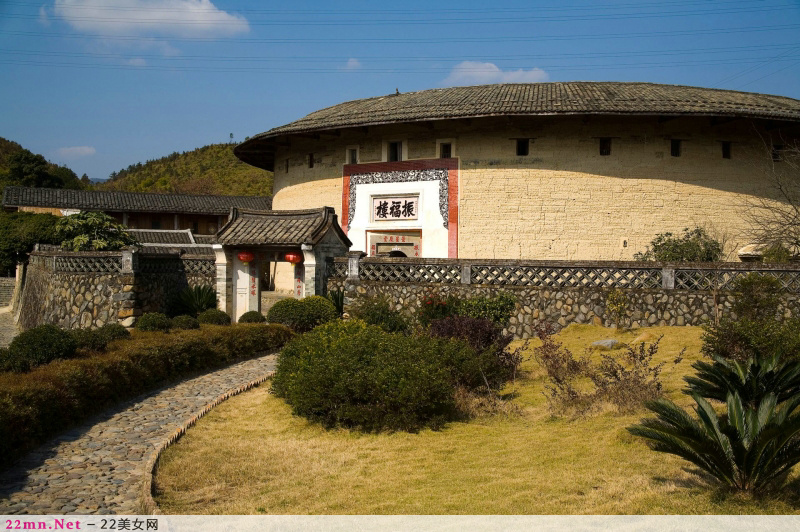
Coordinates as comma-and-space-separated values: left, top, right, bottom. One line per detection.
235, 82, 800, 270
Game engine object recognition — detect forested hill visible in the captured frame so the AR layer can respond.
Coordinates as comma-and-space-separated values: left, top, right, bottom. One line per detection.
98, 143, 273, 197
0, 137, 86, 189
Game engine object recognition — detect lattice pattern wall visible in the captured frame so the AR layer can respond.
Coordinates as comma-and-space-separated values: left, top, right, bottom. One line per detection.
469, 265, 662, 288
54, 255, 122, 273
359, 262, 461, 283
328, 258, 800, 293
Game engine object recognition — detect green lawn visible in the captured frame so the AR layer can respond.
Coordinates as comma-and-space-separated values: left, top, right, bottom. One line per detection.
153, 324, 800, 514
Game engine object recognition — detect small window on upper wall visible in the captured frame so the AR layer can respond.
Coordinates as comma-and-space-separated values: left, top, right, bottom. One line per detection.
308, 153, 314, 168
670, 139, 682, 157
439, 142, 452, 159
772, 144, 784, 162
721, 141, 732, 159
348, 148, 358, 165
516, 138, 529, 156
388, 141, 402, 162
151, 220, 161, 230
599, 137, 612, 156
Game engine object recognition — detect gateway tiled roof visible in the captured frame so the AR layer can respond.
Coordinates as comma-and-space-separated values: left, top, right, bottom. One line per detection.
235, 82, 800, 170
2, 186, 272, 215
216, 207, 351, 247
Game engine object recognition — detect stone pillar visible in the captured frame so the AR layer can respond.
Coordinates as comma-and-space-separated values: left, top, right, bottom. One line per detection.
301, 244, 317, 296
347, 251, 365, 281
117, 249, 139, 327
213, 244, 231, 315
662, 267, 675, 290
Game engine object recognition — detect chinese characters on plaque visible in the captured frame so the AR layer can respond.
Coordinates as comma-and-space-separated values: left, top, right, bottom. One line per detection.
372, 196, 418, 221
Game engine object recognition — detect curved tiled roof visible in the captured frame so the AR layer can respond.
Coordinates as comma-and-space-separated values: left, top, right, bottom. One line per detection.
2, 186, 272, 215
216, 207, 352, 247
235, 82, 800, 170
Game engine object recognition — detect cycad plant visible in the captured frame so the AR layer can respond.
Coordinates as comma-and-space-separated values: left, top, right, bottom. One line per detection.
629, 312, 800, 492
629, 392, 800, 492
685, 352, 800, 408
168, 285, 217, 317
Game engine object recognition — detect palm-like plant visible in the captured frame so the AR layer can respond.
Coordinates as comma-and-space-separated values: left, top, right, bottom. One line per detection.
169, 285, 217, 317
685, 353, 800, 408
629, 392, 800, 492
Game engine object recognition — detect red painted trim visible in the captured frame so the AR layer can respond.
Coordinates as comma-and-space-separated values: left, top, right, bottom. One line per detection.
342, 158, 459, 257
341, 174, 350, 234
448, 164, 459, 258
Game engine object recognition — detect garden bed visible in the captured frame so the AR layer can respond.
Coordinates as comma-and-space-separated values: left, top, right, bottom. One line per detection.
151, 325, 800, 514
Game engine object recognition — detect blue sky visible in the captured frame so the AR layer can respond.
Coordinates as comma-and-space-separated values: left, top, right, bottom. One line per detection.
1, 0, 800, 182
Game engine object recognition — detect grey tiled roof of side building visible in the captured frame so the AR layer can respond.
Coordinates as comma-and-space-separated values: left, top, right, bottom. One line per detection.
216, 207, 352, 247
243, 82, 800, 141
2, 186, 272, 215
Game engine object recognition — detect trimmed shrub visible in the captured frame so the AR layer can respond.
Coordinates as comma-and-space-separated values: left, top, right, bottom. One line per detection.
428, 316, 520, 391
136, 312, 172, 332
266, 298, 303, 328
455, 292, 516, 327
168, 285, 217, 318
5, 325, 78, 373
349, 296, 409, 334
69, 328, 109, 353
267, 296, 337, 332
271, 320, 463, 432
96, 323, 130, 343
198, 308, 232, 326
0, 348, 12, 372
0, 323, 294, 470
171, 315, 200, 330
238, 311, 266, 324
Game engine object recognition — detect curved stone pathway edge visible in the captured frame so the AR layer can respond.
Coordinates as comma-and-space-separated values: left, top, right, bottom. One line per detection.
139, 370, 275, 515
0, 354, 279, 515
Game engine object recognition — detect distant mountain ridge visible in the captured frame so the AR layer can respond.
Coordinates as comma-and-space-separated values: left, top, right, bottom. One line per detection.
98, 143, 273, 198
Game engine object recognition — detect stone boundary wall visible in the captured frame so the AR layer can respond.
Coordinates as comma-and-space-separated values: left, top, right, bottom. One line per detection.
18, 250, 215, 330
327, 256, 800, 338
0, 277, 15, 307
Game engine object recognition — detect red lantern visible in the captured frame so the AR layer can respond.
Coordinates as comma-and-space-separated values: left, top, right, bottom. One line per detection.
284, 251, 304, 264
237, 251, 255, 264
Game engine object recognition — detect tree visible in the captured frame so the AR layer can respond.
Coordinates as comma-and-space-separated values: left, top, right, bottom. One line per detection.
744, 138, 800, 254
2, 150, 84, 190
633, 227, 723, 262
55, 211, 138, 251
0, 211, 59, 275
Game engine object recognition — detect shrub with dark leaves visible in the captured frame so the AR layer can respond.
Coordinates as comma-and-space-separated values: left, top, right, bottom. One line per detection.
69, 328, 109, 353
96, 323, 130, 343
428, 315, 521, 392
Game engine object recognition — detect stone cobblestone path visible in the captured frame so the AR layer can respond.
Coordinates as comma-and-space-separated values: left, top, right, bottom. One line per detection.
0, 307, 19, 347
0, 354, 277, 515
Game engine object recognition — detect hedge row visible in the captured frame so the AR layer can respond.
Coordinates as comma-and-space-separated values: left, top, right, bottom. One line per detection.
0, 323, 293, 471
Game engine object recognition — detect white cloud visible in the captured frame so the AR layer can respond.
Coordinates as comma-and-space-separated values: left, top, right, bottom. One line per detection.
39, 5, 51, 26
127, 57, 147, 66
56, 146, 96, 158
53, 0, 249, 38
443, 61, 550, 86
344, 58, 362, 70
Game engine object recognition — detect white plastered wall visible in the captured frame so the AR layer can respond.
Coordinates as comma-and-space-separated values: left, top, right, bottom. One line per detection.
348, 180, 448, 257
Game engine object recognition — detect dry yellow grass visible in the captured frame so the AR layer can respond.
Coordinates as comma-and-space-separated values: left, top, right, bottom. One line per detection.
153, 325, 800, 514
